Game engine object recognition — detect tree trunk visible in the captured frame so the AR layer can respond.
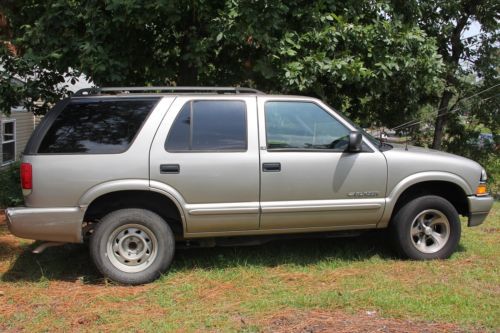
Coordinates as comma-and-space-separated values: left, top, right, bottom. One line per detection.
431, 1, 478, 150
432, 89, 453, 149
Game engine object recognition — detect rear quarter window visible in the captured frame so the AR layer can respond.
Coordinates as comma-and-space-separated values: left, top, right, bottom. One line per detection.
38, 98, 159, 154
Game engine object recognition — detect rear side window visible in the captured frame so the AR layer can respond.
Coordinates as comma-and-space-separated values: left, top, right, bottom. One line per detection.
38, 98, 159, 154
165, 100, 247, 151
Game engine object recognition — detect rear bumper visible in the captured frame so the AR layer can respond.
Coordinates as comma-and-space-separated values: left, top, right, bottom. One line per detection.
467, 195, 494, 227
5, 207, 84, 243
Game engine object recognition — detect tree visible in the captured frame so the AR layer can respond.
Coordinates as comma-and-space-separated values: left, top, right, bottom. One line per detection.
1, 0, 443, 129
393, 0, 499, 149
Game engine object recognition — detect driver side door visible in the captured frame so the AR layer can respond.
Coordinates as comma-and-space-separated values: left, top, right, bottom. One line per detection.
258, 97, 387, 230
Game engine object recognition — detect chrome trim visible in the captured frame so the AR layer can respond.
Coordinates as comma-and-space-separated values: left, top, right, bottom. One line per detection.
261, 199, 384, 214
188, 207, 260, 215
480, 168, 487, 182
261, 203, 382, 213
185, 202, 259, 216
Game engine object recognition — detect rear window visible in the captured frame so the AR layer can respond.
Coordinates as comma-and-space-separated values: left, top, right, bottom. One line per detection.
38, 98, 159, 154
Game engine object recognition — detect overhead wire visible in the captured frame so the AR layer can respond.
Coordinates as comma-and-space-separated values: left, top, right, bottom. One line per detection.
395, 93, 499, 130
391, 82, 500, 131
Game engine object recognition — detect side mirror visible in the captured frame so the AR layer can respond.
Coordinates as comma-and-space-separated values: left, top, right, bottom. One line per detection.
348, 131, 363, 152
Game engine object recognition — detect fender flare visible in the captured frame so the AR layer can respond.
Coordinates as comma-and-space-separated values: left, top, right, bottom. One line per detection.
78, 179, 188, 234
377, 171, 472, 228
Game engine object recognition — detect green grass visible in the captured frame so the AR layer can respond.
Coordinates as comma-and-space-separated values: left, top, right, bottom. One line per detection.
0, 202, 499, 332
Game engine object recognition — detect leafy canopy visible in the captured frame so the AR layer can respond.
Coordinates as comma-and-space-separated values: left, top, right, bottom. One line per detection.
1, 0, 443, 127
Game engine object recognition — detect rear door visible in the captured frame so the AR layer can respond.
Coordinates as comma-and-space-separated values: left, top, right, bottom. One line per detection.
149, 96, 260, 233
258, 96, 387, 230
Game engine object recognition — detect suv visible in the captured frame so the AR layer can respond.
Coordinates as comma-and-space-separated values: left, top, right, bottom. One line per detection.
6, 87, 494, 284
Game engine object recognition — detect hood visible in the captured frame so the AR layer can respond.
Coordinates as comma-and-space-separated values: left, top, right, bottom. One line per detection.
382, 144, 483, 195
388, 143, 475, 161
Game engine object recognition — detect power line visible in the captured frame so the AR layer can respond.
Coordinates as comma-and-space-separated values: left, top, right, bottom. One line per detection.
393, 93, 499, 131
391, 83, 500, 131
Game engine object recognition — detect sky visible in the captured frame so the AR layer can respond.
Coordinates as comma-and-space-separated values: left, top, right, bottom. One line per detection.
462, 20, 481, 39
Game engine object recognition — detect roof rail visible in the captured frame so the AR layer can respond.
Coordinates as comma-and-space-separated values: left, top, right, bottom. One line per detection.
73, 86, 265, 96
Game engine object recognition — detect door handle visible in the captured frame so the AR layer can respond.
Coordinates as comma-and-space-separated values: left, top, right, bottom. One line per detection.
160, 164, 180, 174
262, 162, 281, 172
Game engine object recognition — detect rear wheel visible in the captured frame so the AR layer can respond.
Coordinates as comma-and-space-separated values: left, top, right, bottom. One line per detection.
90, 208, 175, 285
391, 195, 461, 260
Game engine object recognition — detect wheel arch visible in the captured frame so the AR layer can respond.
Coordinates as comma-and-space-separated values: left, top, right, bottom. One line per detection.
378, 172, 471, 228
81, 182, 186, 237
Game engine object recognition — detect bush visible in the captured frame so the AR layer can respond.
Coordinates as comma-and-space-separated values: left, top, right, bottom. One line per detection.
0, 162, 24, 208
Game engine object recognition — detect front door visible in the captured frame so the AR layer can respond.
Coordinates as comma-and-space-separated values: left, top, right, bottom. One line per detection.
150, 96, 260, 233
258, 97, 387, 230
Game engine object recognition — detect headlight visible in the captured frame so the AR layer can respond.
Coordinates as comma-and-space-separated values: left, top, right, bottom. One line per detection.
480, 168, 488, 182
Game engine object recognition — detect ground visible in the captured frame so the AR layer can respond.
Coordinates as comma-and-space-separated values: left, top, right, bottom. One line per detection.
0, 203, 498, 332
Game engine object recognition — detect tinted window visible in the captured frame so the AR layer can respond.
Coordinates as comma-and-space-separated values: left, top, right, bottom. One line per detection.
165, 100, 247, 151
165, 103, 191, 151
38, 98, 159, 154
265, 101, 350, 150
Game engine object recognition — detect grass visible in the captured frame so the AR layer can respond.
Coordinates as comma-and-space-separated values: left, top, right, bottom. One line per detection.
0, 202, 499, 332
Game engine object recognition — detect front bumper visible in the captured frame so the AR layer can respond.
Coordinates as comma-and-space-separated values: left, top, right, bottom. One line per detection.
467, 195, 494, 227
5, 207, 84, 243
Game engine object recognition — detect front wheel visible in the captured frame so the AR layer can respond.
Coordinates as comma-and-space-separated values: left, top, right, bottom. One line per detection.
391, 195, 461, 260
90, 208, 175, 285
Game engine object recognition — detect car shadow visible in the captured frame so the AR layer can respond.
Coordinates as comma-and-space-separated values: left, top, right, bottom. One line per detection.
1, 231, 466, 284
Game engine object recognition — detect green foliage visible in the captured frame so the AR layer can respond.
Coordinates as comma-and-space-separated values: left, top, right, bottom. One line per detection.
1, 0, 443, 128
0, 47, 69, 116
0, 0, 497, 171
0, 162, 24, 208
445, 122, 500, 197
393, 0, 500, 149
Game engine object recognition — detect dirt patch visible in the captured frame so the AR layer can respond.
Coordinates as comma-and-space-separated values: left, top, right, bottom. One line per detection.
263, 309, 482, 333
0, 280, 161, 331
0, 218, 165, 331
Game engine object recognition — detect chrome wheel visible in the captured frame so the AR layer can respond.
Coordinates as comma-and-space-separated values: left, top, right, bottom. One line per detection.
106, 223, 158, 273
410, 209, 450, 254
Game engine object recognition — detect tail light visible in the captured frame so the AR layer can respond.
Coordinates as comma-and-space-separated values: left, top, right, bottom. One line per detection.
20, 163, 33, 194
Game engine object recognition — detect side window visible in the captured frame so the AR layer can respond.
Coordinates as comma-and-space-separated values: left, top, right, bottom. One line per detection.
38, 98, 159, 154
265, 101, 350, 150
165, 100, 247, 151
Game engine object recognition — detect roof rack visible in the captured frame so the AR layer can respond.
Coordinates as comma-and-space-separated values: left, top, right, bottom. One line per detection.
73, 86, 265, 96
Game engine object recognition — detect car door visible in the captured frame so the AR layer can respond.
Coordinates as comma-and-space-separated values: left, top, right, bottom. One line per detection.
150, 96, 260, 233
258, 96, 387, 230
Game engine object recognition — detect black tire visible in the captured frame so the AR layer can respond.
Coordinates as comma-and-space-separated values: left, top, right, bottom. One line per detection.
390, 195, 461, 260
90, 208, 175, 285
